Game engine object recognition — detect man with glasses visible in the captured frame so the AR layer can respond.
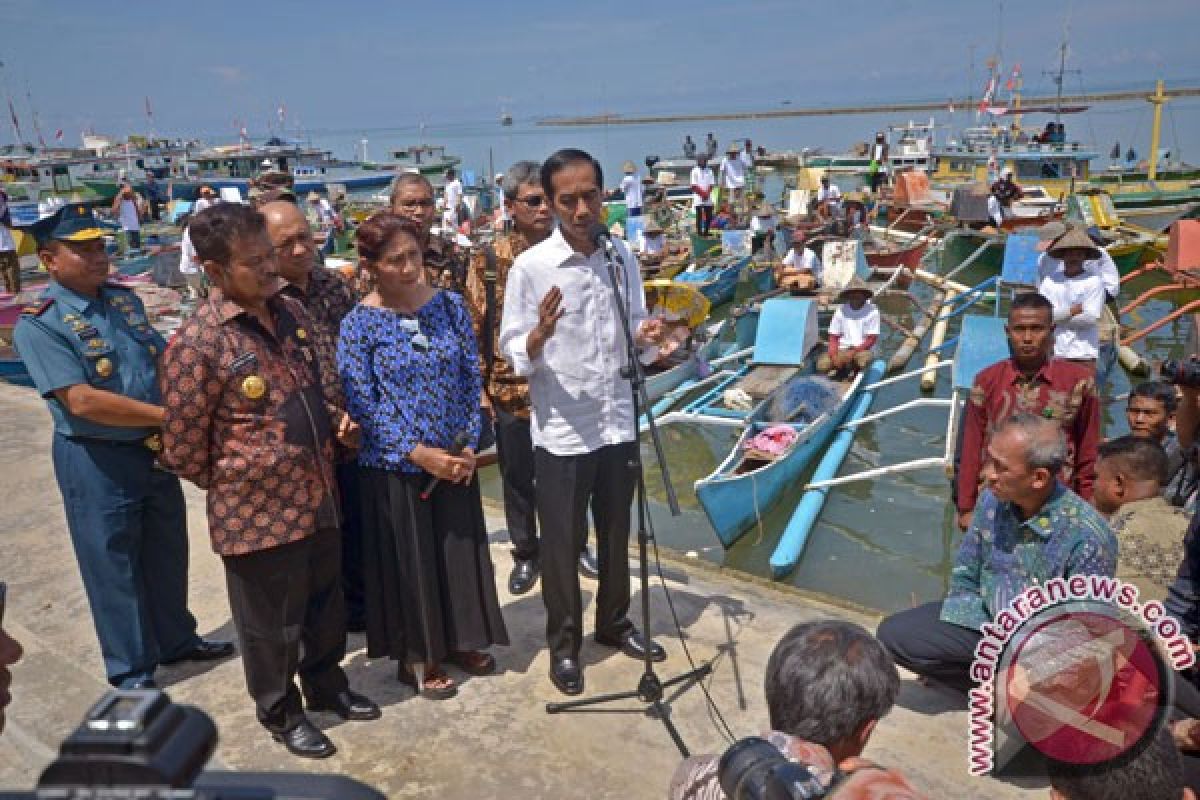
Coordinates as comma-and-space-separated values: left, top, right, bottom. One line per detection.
388, 172, 468, 293
12, 205, 232, 691
0, 584, 25, 736
261, 200, 365, 632
464, 161, 598, 599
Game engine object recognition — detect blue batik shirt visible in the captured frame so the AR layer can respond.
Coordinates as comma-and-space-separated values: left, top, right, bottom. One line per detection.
337, 290, 482, 473
940, 483, 1117, 631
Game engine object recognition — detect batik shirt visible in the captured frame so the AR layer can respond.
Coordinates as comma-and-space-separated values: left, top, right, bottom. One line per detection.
668, 730, 925, 800
957, 358, 1100, 514
280, 265, 358, 341
337, 291, 481, 473
463, 232, 532, 417
1110, 496, 1191, 603
159, 289, 342, 556
941, 484, 1117, 631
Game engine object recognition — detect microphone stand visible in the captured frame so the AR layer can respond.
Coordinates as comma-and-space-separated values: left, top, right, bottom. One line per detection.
545, 235, 712, 758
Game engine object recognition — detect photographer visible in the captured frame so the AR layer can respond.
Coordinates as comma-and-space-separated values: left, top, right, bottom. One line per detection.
668, 620, 923, 799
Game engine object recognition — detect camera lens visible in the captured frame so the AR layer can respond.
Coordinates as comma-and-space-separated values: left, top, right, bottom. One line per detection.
719, 737, 786, 800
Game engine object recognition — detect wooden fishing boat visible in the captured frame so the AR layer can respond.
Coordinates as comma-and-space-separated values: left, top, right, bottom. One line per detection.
675, 253, 749, 307
642, 280, 723, 403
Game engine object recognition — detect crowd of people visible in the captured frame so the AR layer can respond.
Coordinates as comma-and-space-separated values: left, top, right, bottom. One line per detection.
5, 135, 1200, 797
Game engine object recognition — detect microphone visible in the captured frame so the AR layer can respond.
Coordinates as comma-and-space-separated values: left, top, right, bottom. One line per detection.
588, 221, 612, 250
420, 430, 471, 500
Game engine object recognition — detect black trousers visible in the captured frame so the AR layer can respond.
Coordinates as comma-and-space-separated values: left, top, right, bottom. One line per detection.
495, 409, 538, 561
535, 443, 637, 660
336, 462, 365, 626
222, 528, 349, 733
695, 205, 713, 236
876, 601, 981, 691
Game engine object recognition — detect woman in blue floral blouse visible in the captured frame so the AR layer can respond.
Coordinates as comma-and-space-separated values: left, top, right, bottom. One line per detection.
337, 212, 507, 699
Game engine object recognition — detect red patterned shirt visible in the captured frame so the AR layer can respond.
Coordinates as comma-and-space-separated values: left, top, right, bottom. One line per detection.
957, 357, 1100, 514
159, 288, 343, 556
668, 730, 925, 800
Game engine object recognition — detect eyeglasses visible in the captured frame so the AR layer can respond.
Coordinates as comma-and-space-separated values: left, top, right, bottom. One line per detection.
515, 195, 546, 209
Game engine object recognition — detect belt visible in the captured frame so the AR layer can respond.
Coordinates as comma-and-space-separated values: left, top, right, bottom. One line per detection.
65, 433, 163, 453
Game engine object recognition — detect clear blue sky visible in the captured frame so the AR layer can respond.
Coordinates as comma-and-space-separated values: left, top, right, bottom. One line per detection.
0, 0, 1195, 144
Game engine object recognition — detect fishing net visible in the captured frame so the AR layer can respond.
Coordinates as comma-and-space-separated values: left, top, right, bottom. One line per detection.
766, 375, 841, 424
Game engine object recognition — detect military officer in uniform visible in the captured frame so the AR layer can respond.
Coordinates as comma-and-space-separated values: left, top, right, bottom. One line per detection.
12, 204, 233, 689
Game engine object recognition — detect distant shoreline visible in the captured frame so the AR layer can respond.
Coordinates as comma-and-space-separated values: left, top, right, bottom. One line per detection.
538, 87, 1200, 127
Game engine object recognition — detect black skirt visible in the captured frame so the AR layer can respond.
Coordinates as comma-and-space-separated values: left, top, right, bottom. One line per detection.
358, 467, 509, 665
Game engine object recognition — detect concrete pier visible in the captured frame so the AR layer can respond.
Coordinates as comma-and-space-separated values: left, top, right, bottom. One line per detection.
0, 382, 1042, 798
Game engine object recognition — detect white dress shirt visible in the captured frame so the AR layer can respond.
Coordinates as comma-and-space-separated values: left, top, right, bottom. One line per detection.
718, 155, 746, 189
830, 302, 880, 348
689, 166, 715, 208
1037, 250, 1120, 298
1039, 271, 1105, 359
620, 173, 643, 210
499, 227, 648, 456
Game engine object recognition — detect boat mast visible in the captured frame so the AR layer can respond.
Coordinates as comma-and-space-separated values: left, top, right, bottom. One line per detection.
1147, 79, 1167, 181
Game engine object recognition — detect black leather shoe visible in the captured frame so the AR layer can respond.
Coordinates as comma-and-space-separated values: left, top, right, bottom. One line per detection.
509, 559, 539, 595
595, 629, 667, 663
578, 548, 599, 580
549, 657, 584, 696
346, 616, 367, 634
305, 689, 381, 721
161, 638, 236, 665
272, 719, 336, 759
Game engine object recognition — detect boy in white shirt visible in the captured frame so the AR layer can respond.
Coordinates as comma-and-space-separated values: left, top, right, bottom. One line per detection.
817, 277, 880, 377
619, 161, 643, 218
1037, 226, 1106, 369
689, 154, 716, 236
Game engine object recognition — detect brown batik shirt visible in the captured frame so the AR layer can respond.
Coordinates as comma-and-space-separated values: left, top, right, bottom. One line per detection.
159, 287, 343, 556
463, 232, 532, 417
348, 232, 468, 296
280, 264, 358, 340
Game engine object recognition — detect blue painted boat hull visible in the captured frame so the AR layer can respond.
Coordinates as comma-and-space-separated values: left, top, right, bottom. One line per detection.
768, 360, 886, 576
695, 369, 870, 548
747, 262, 775, 294
676, 255, 749, 307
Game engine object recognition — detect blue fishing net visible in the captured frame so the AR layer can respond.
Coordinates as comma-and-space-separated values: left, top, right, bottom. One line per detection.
766, 375, 841, 424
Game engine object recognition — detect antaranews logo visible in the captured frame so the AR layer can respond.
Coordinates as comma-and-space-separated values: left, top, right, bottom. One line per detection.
966, 575, 1194, 777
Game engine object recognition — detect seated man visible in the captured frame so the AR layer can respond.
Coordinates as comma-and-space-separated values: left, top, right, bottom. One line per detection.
637, 220, 667, 266
1048, 726, 1195, 800
777, 230, 822, 293
1127, 380, 1197, 509
668, 620, 922, 799
878, 415, 1115, 691
816, 277, 879, 378
1094, 435, 1190, 603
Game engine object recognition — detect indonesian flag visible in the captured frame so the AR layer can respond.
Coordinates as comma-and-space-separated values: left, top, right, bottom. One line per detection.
978, 74, 998, 114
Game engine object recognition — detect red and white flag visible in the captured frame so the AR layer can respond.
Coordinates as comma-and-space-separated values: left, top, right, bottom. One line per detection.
1005, 64, 1022, 92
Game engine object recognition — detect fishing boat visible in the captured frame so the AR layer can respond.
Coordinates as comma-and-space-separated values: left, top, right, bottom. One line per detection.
675, 253, 749, 307
376, 144, 462, 177
655, 296, 845, 546
746, 259, 776, 294
642, 280, 726, 404
181, 141, 396, 195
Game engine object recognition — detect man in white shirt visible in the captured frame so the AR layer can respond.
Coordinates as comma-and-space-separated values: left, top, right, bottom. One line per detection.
499, 148, 667, 696
619, 161, 643, 218
111, 183, 145, 250
778, 230, 822, 292
1036, 222, 1120, 302
443, 167, 464, 230
817, 277, 880, 377
816, 175, 842, 219
689, 154, 716, 236
718, 142, 747, 210
1038, 226, 1106, 369
637, 220, 666, 266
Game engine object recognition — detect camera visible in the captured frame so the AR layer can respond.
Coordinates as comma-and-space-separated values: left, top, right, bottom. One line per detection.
0, 690, 383, 800
1161, 358, 1200, 388
718, 737, 832, 800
